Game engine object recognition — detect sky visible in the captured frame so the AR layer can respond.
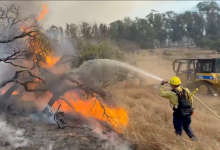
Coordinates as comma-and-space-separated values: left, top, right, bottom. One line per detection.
42, 1, 203, 28
3, 1, 204, 28
129, 1, 201, 18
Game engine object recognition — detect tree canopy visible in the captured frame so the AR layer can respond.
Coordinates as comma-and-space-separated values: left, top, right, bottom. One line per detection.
53, 1, 220, 51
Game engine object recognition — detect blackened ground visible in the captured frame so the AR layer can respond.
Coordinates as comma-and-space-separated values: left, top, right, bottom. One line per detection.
0, 113, 137, 150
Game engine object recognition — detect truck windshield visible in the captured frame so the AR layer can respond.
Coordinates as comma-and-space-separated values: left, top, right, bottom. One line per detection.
197, 61, 212, 73
216, 60, 220, 73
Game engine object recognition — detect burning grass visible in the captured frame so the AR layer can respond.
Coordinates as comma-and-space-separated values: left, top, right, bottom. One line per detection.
53, 91, 128, 133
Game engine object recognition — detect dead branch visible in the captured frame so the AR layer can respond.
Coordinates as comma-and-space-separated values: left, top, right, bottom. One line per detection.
0, 31, 36, 43
0, 49, 20, 61
0, 48, 32, 69
50, 103, 89, 129
101, 71, 128, 88
17, 70, 45, 83
65, 76, 115, 124
0, 3, 52, 71
89, 99, 97, 115
0, 70, 46, 92
41, 72, 115, 127
58, 97, 76, 112
66, 77, 110, 98
4, 61, 30, 69
16, 80, 47, 92
93, 95, 115, 125
52, 104, 63, 128
0, 4, 21, 36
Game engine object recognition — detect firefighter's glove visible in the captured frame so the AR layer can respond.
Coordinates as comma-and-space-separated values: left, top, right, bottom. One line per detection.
161, 80, 168, 85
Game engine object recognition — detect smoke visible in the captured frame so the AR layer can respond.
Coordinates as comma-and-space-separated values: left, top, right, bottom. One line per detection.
0, 63, 16, 84
89, 119, 131, 150
0, 116, 29, 148
46, 29, 77, 56
30, 105, 56, 124
2, 1, 175, 29
39, 143, 53, 150
1, 1, 139, 29
41, 1, 175, 29
70, 59, 162, 86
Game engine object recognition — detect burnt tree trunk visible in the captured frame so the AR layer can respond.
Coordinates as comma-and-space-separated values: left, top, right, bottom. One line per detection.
0, 83, 19, 101
42, 93, 62, 113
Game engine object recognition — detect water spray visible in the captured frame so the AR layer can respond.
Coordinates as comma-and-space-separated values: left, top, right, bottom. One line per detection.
104, 59, 220, 120
75, 59, 164, 81
73, 59, 220, 120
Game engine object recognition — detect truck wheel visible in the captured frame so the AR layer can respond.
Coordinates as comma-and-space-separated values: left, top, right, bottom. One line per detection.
199, 84, 209, 95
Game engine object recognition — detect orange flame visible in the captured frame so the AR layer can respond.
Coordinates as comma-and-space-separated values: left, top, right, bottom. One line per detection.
1, 84, 19, 95
53, 91, 128, 133
1, 89, 18, 95
17, 3, 128, 133
20, 4, 59, 69
38, 4, 48, 21
42, 55, 61, 68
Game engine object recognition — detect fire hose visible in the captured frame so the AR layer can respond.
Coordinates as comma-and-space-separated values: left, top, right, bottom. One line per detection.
181, 87, 220, 120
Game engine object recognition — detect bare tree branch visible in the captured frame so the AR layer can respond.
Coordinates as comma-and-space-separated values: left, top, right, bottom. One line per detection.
0, 70, 46, 92
49, 103, 89, 129
0, 31, 36, 43
59, 97, 76, 112
0, 50, 20, 61
0, 48, 31, 69
64, 76, 115, 124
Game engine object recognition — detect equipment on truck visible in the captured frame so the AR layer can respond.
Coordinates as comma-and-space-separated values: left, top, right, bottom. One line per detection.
173, 58, 220, 97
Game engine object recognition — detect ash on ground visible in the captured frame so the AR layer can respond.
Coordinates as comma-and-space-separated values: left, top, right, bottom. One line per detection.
0, 113, 137, 150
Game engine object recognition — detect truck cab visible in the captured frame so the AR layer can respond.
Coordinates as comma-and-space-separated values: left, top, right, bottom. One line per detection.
173, 58, 220, 96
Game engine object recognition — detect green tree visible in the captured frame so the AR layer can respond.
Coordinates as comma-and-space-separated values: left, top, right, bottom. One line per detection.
197, 1, 220, 40
146, 10, 167, 47
99, 23, 108, 38
169, 13, 186, 46
109, 20, 125, 40
92, 23, 100, 39
180, 11, 205, 47
135, 17, 155, 48
79, 22, 93, 40
65, 23, 79, 45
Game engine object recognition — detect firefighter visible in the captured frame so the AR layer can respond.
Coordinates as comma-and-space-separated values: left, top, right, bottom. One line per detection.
159, 76, 198, 141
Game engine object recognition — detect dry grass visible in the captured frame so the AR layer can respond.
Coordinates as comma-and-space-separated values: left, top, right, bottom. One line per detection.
110, 48, 220, 150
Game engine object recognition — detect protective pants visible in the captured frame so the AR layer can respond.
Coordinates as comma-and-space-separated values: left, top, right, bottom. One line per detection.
173, 112, 196, 139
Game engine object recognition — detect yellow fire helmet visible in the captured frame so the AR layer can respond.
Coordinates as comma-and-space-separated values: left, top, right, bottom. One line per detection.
169, 76, 181, 86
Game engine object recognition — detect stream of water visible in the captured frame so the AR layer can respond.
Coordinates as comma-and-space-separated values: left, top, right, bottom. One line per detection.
77, 59, 164, 81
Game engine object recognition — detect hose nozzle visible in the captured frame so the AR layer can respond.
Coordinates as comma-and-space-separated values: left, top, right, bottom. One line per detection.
192, 88, 199, 95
